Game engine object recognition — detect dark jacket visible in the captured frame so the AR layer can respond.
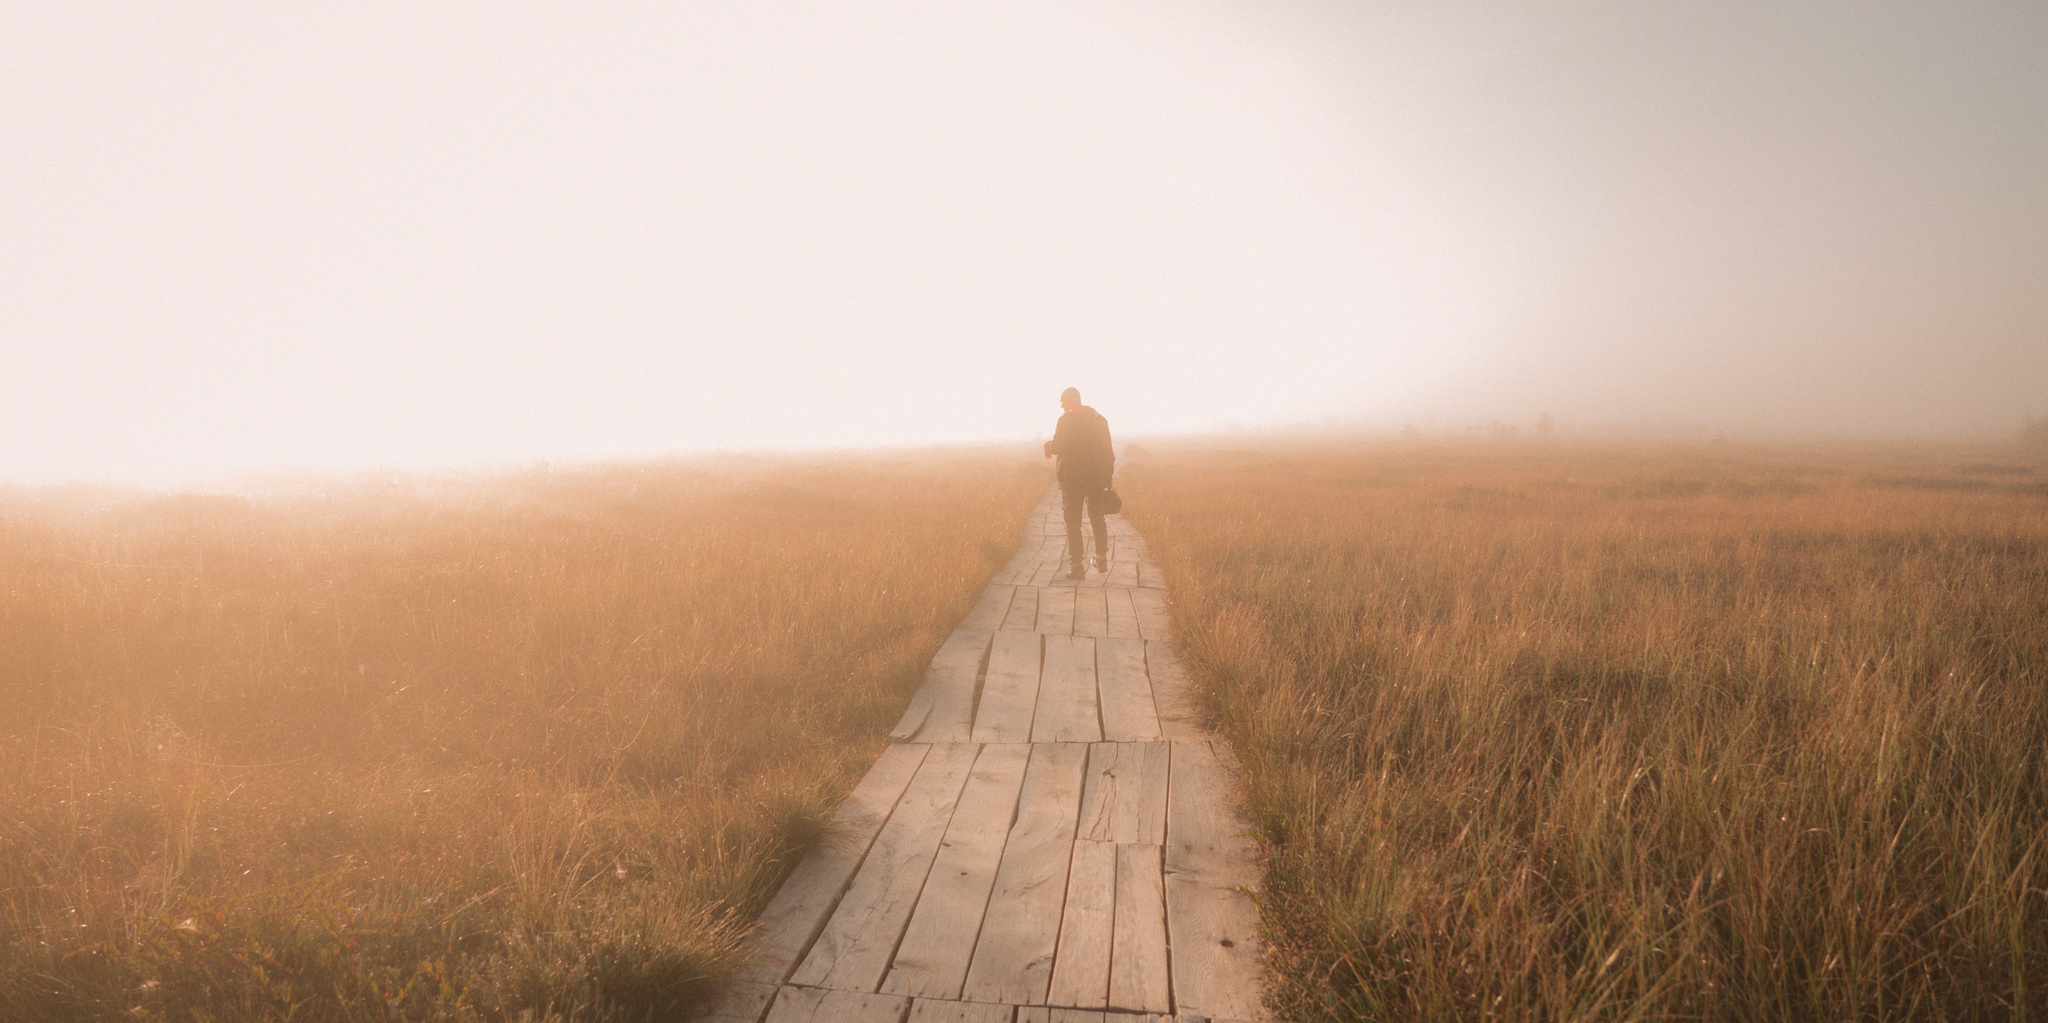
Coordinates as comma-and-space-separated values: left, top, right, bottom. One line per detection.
1046, 406, 1115, 491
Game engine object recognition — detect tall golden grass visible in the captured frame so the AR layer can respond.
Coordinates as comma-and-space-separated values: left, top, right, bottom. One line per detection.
1123, 439, 2048, 1022
0, 452, 1048, 1021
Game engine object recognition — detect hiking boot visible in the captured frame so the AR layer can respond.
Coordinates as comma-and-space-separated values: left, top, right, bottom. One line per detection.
1093, 554, 1109, 573
1066, 563, 1088, 580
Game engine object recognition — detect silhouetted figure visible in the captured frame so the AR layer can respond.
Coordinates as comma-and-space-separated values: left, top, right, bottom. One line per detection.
1043, 387, 1115, 580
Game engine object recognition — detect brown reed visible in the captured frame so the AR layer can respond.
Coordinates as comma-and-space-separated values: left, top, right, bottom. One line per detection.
0, 450, 1048, 1021
1123, 438, 2048, 1022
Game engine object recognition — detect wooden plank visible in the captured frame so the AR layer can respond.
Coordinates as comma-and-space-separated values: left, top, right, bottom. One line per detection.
1128, 588, 1171, 642
1036, 586, 1076, 636
1077, 742, 1168, 845
1094, 637, 1161, 743
1143, 641, 1206, 741
995, 556, 1030, 587
971, 632, 1042, 744
892, 630, 993, 744
1106, 557, 1138, 588
1007, 556, 1040, 589
959, 586, 1016, 631
790, 744, 979, 993
1017, 1010, 1167, 1023
906, 999, 1014, 1023
1134, 556, 1164, 588
1031, 635, 1101, 744
1164, 875, 1264, 1021
883, 744, 1032, 1000
960, 743, 1089, 1005
765, 986, 911, 1023
1103, 589, 1140, 640
1033, 532, 1065, 584
1046, 840, 1115, 1010
1164, 741, 1265, 1022
1071, 589, 1109, 638
1109, 844, 1170, 1015
733, 744, 932, 987
1011, 1010, 1108, 1023
1001, 586, 1040, 632
1029, 558, 1061, 587
1051, 1012, 1106, 1023
1166, 742, 1260, 883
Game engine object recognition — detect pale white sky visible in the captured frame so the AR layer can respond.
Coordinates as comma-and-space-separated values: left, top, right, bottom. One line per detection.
4, 2, 2044, 483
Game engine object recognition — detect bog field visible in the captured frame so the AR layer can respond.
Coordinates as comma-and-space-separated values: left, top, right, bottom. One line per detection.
0, 451, 1049, 1021
1121, 438, 2048, 1021
7, 437, 2047, 1023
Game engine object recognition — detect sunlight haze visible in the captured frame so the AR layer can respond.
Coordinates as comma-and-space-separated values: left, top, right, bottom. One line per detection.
4, 1, 2044, 483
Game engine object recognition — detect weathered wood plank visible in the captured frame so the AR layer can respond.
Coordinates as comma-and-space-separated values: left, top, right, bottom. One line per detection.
764, 986, 911, 1023
882, 744, 1032, 1000
789, 744, 979, 993
971, 632, 1042, 744
1165, 741, 1265, 1022
1031, 635, 1101, 744
1166, 742, 1261, 884
1105, 556, 1139, 588
1045, 840, 1115, 1010
1093, 637, 1161, 743
1134, 556, 1164, 589
1029, 558, 1060, 587
732, 743, 932, 988
960, 743, 1089, 1005
1077, 741, 1168, 845
1035, 586, 1075, 634
1164, 874, 1264, 1022
1109, 844, 1170, 1015
1128, 588, 1171, 641
1000, 586, 1039, 632
1103, 589, 1140, 639
1012, 1010, 1108, 1023
1071, 588, 1108, 638
959, 586, 1016, 632
1143, 641, 1206, 741
891, 630, 993, 744
1019, 546, 1055, 585
906, 999, 1014, 1023
997, 560, 1030, 587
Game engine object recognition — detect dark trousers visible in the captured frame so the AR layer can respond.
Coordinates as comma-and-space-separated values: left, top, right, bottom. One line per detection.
1062, 484, 1109, 569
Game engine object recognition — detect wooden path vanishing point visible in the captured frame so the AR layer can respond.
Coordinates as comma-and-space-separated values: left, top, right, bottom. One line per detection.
700, 489, 1269, 1023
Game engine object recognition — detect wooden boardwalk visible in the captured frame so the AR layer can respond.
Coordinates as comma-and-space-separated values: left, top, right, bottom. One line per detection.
702, 491, 1268, 1023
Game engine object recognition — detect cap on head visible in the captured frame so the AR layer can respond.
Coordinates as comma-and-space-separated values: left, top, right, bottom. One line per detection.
1060, 387, 1082, 408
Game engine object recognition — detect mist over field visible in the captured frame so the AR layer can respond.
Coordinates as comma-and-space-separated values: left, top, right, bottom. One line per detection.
4, 1, 2045, 484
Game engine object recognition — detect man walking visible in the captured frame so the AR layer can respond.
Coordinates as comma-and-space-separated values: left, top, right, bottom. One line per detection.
1043, 387, 1115, 580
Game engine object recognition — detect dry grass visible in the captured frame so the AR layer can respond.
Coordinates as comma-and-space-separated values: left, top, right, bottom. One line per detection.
0, 451, 1049, 1021
1122, 438, 2048, 1022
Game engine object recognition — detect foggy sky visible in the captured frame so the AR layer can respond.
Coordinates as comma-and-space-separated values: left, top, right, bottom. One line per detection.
4, 2, 2044, 483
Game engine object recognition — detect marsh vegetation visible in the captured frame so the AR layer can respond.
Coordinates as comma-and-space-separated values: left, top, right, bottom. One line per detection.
1124, 439, 2048, 1021
0, 452, 1047, 1021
